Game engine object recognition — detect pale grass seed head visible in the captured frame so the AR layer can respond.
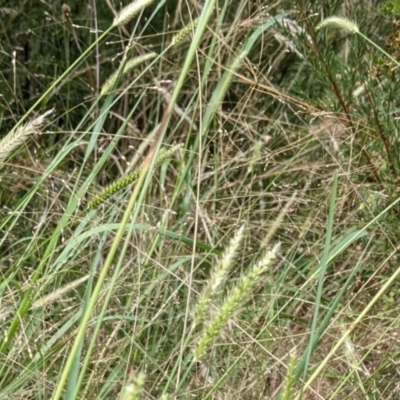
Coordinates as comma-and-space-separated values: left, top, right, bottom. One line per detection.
101, 53, 157, 96
192, 223, 246, 327
121, 372, 146, 400
0, 108, 53, 166
113, 0, 155, 27
316, 16, 359, 35
193, 243, 280, 361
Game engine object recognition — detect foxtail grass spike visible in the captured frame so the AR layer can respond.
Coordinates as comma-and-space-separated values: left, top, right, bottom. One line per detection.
121, 372, 145, 400
316, 16, 359, 34
172, 18, 199, 46
193, 224, 246, 326
113, 0, 155, 27
0, 109, 53, 166
282, 353, 297, 400
193, 243, 280, 360
87, 143, 182, 210
101, 53, 157, 96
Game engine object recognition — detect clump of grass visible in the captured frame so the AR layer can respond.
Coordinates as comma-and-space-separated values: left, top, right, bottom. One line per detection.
0, 108, 53, 167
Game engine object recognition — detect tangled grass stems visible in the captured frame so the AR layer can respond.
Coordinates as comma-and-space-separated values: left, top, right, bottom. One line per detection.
87, 143, 183, 210
0, 109, 53, 167
193, 243, 280, 361
192, 223, 246, 326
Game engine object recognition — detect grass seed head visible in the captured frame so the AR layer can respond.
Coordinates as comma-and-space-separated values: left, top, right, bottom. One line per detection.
113, 0, 155, 27
316, 16, 359, 34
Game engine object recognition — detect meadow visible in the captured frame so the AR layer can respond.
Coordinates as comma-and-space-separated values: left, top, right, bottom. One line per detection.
1, 0, 400, 398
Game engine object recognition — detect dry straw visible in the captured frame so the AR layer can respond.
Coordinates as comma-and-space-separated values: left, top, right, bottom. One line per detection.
0, 108, 53, 167
193, 243, 280, 361
192, 224, 246, 327
113, 0, 155, 27
101, 53, 157, 96
87, 143, 182, 210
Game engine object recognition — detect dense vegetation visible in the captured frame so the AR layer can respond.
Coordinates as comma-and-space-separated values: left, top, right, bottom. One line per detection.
1, 0, 400, 398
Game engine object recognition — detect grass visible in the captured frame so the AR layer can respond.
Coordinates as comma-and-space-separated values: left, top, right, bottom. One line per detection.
1, 0, 400, 399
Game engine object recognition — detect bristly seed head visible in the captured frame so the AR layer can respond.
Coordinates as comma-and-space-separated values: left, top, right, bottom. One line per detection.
172, 18, 199, 46
101, 53, 157, 96
0, 109, 53, 167
113, 0, 155, 27
316, 16, 359, 35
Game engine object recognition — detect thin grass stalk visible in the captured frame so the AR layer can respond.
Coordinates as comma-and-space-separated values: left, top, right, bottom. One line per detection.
6, 26, 111, 136
300, 170, 338, 390
0, 97, 139, 355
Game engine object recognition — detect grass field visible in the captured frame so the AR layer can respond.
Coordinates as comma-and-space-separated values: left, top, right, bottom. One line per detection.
1, 0, 400, 398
